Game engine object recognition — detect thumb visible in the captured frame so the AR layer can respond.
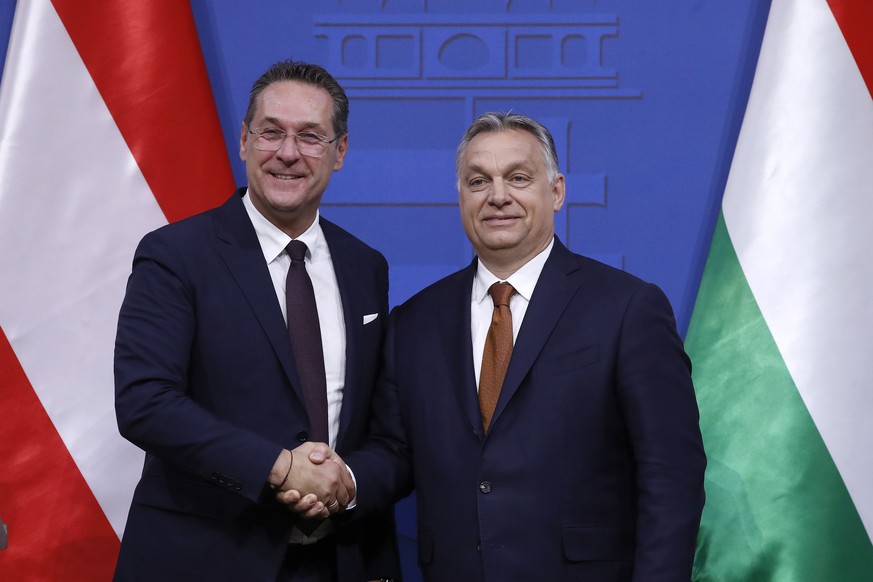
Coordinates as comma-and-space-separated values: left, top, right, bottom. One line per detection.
308, 442, 335, 464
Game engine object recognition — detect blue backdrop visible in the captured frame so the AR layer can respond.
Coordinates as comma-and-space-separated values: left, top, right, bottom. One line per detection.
0, 1, 771, 578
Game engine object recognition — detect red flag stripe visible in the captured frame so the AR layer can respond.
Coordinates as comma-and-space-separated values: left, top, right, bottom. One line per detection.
51, 0, 234, 222
827, 0, 873, 98
0, 329, 119, 581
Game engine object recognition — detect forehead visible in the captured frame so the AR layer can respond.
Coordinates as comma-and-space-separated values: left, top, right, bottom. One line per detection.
462, 129, 543, 170
251, 80, 333, 127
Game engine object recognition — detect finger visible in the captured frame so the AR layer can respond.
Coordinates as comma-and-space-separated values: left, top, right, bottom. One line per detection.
333, 480, 351, 507
289, 493, 319, 515
325, 498, 341, 514
295, 493, 319, 512
334, 463, 355, 502
304, 507, 329, 520
275, 489, 301, 507
277, 490, 315, 513
304, 501, 327, 519
301, 507, 327, 519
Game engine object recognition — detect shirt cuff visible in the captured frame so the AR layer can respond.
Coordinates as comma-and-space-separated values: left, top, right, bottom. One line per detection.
345, 464, 358, 509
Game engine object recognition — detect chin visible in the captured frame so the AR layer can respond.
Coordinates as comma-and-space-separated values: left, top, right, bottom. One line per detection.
479, 233, 522, 250
265, 188, 307, 205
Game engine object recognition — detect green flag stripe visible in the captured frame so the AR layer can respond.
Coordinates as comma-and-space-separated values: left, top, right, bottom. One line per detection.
687, 212, 873, 581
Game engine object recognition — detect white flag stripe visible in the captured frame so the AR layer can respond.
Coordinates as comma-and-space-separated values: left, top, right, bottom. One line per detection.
722, 0, 873, 537
0, 0, 168, 535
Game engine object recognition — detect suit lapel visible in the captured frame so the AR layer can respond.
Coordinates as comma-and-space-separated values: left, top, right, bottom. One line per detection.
439, 262, 483, 437
211, 191, 305, 403
489, 239, 582, 431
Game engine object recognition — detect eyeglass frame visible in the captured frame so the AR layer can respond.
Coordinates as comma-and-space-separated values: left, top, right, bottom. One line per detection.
246, 127, 340, 158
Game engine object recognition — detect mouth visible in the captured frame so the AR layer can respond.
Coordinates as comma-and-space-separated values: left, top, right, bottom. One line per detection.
270, 172, 304, 181
483, 216, 520, 225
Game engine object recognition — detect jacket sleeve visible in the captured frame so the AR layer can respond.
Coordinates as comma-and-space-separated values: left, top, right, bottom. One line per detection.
114, 230, 281, 504
616, 283, 706, 580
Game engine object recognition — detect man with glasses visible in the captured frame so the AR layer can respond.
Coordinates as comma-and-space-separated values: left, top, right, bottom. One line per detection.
113, 61, 399, 582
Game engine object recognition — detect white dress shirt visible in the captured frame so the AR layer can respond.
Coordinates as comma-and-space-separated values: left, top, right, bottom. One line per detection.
471, 239, 554, 388
243, 191, 348, 543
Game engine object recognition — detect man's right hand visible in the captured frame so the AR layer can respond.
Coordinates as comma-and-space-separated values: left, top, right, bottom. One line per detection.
269, 443, 354, 518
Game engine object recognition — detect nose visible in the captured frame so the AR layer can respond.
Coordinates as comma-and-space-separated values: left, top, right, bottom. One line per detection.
488, 180, 510, 206
274, 133, 301, 162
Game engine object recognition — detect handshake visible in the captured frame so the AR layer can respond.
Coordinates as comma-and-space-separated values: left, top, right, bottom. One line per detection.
268, 442, 354, 519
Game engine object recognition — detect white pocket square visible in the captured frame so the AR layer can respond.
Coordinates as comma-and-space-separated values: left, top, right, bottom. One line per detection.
363, 313, 379, 325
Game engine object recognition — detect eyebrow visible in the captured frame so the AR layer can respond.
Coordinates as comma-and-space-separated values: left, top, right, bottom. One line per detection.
464, 160, 532, 176
261, 116, 327, 133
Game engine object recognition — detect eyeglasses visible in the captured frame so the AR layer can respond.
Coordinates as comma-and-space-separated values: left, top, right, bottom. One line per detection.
247, 128, 339, 158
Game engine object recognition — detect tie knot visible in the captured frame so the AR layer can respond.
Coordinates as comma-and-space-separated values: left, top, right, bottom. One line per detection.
488, 282, 515, 307
286, 240, 308, 262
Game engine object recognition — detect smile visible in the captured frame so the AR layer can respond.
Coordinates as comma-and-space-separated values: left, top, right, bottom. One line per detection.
271, 173, 302, 180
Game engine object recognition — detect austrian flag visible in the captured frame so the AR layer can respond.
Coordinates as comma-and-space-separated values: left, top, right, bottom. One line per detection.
0, 0, 233, 578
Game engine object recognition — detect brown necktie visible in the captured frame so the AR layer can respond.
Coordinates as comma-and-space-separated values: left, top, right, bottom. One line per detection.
285, 240, 329, 444
479, 282, 516, 432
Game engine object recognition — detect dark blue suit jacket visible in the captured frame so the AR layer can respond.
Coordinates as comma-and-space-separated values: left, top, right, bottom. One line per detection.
113, 190, 398, 581
349, 238, 705, 581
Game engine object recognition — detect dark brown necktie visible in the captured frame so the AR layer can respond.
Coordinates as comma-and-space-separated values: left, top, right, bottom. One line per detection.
285, 240, 329, 444
479, 282, 516, 432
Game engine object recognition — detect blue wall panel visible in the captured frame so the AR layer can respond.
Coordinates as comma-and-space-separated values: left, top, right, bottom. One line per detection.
181, 0, 769, 333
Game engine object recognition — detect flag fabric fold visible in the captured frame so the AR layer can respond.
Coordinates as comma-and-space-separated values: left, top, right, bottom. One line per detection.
0, 0, 233, 578
688, 0, 873, 579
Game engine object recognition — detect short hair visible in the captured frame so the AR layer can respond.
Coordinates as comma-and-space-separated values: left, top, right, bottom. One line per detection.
243, 60, 349, 138
455, 112, 560, 190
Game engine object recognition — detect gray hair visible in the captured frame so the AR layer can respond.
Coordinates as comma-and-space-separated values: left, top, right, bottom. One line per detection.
243, 60, 349, 138
455, 112, 560, 190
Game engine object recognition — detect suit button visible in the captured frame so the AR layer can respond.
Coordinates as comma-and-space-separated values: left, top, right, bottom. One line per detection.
296, 431, 309, 442
211, 472, 219, 481
476, 542, 482, 552
479, 481, 492, 494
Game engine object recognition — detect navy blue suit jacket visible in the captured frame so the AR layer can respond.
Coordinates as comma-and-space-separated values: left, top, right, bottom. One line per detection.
349, 238, 705, 581
113, 190, 397, 581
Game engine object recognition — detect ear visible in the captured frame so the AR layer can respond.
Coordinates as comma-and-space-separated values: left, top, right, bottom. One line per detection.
552, 173, 566, 211
239, 123, 249, 161
332, 134, 349, 171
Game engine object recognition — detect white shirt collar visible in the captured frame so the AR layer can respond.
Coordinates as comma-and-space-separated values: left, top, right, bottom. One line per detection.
473, 238, 555, 305
242, 189, 323, 264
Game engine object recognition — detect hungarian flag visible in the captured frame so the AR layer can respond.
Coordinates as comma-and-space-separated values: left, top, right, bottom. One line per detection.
688, 0, 873, 579
0, 0, 233, 578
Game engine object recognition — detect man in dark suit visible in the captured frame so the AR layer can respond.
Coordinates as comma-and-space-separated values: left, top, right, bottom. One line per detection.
343, 112, 706, 580
113, 61, 399, 582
